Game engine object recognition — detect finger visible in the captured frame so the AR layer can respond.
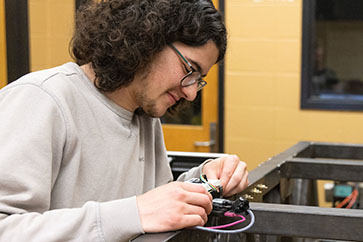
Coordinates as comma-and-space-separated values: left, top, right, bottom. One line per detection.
176, 182, 213, 213
223, 161, 247, 195
182, 214, 207, 228
241, 170, 249, 188
182, 182, 213, 202
184, 204, 209, 224
184, 192, 213, 214
225, 169, 249, 197
231, 167, 248, 196
182, 182, 211, 195
219, 155, 239, 188
202, 158, 222, 180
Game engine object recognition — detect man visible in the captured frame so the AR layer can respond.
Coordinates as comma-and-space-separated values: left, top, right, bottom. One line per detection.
0, 0, 248, 241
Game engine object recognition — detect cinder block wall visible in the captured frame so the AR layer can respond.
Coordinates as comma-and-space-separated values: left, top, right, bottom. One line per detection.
224, 0, 363, 207
225, 0, 363, 169
28, 0, 74, 71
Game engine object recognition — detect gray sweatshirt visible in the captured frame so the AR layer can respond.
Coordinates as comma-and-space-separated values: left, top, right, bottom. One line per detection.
0, 63, 203, 242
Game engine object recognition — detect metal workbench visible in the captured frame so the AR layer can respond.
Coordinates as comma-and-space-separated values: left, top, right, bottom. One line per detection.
133, 142, 363, 242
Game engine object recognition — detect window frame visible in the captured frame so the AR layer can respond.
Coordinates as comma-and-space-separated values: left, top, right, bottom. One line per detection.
5, 0, 30, 83
301, 0, 363, 111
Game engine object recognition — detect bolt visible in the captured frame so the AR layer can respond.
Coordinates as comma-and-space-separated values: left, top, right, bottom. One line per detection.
257, 184, 268, 190
243, 194, 254, 200
251, 188, 262, 194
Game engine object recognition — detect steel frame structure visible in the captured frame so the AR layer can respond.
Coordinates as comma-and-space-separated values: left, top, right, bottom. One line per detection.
133, 142, 363, 241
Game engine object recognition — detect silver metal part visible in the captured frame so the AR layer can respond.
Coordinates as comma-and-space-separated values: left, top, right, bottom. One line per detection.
194, 122, 217, 152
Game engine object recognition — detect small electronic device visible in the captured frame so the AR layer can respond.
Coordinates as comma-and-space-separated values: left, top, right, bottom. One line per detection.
186, 174, 255, 233
212, 197, 250, 216
185, 174, 223, 198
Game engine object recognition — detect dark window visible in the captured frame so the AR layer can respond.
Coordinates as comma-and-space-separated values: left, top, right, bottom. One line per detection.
301, 0, 363, 111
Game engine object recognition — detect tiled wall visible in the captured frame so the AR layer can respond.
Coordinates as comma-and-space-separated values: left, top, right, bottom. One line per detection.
224, 0, 363, 171
225, 0, 302, 168
28, 0, 74, 71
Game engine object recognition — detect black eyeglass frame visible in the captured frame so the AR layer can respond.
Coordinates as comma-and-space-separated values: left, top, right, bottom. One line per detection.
170, 44, 207, 91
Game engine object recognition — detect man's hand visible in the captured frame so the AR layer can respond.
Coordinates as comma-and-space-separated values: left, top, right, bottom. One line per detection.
202, 155, 248, 197
136, 182, 212, 233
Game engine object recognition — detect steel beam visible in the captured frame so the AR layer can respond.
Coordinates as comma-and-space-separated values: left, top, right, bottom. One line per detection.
247, 202, 363, 241
281, 157, 363, 182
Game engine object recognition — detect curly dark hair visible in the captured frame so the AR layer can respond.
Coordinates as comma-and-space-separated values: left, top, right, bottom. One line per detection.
70, 0, 227, 92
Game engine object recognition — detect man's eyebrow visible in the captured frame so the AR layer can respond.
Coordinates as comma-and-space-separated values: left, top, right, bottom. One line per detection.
188, 59, 207, 77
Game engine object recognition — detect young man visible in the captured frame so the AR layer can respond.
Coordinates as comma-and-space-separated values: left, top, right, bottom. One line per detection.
0, 0, 248, 241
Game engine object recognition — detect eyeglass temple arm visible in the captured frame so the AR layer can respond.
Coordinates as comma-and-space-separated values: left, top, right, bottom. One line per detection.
169, 44, 193, 68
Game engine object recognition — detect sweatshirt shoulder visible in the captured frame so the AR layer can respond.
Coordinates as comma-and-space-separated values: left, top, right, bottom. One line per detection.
4, 63, 81, 89
1, 63, 86, 98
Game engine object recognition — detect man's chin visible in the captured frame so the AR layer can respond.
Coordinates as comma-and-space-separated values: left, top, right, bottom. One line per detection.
144, 108, 167, 118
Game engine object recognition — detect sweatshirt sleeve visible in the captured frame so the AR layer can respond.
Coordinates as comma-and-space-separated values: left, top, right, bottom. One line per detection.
176, 159, 213, 182
0, 83, 143, 242
0, 198, 143, 242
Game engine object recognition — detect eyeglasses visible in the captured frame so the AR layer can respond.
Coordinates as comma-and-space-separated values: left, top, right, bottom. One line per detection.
170, 44, 207, 91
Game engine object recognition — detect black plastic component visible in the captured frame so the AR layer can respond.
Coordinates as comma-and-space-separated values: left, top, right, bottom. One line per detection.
185, 176, 223, 199
210, 187, 223, 199
212, 198, 232, 215
231, 197, 250, 215
211, 197, 250, 215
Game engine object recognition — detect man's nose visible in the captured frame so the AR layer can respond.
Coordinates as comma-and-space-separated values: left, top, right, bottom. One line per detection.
181, 83, 198, 101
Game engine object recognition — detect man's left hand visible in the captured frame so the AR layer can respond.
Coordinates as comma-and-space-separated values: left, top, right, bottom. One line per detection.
202, 155, 248, 197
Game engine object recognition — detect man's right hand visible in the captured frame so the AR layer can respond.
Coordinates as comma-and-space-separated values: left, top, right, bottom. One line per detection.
136, 181, 213, 233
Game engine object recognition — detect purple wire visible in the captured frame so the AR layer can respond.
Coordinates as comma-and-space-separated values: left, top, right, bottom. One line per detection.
205, 212, 246, 229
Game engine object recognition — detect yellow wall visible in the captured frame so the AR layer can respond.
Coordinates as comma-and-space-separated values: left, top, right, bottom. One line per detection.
225, 0, 363, 207
225, 0, 302, 169
225, 0, 363, 169
28, 0, 74, 72
0, 0, 7, 88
